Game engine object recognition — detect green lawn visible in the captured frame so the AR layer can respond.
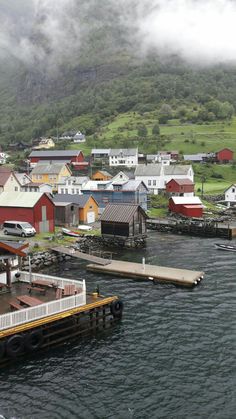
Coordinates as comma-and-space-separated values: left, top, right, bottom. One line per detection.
93, 112, 236, 155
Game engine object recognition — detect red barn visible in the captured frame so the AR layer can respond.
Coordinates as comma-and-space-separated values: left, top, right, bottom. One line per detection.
0, 192, 55, 233
29, 150, 88, 170
169, 196, 203, 218
166, 178, 194, 196
215, 148, 233, 163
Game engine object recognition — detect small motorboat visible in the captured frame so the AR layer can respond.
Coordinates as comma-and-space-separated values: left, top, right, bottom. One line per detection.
78, 225, 92, 231
62, 228, 81, 237
215, 243, 236, 252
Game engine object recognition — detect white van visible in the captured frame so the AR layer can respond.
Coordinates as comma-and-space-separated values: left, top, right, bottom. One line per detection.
3, 221, 36, 237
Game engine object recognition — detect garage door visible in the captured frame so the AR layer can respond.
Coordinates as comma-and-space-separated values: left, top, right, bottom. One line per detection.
87, 211, 95, 223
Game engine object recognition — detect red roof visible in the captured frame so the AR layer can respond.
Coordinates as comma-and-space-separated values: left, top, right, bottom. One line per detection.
168, 178, 194, 186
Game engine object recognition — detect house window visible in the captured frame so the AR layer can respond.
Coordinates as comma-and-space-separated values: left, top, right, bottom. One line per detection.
14, 186, 18, 191
65, 188, 68, 194
76, 189, 80, 193
153, 180, 156, 186
232, 188, 235, 193
89, 205, 93, 209
61, 188, 64, 194
72, 188, 75, 194
148, 180, 151, 186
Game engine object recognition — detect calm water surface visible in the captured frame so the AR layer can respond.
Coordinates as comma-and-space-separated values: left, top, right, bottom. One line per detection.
0, 232, 235, 419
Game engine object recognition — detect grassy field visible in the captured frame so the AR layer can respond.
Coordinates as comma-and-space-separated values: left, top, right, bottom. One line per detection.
93, 112, 236, 155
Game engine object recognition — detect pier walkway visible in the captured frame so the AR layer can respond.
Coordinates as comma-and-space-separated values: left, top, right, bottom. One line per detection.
86, 260, 204, 287
52, 246, 112, 266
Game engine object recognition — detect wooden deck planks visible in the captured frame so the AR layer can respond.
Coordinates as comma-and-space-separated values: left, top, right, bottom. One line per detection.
86, 260, 204, 287
52, 246, 111, 265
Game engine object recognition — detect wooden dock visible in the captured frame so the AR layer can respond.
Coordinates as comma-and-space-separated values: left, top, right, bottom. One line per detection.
86, 260, 204, 287
52, 246, 112, 266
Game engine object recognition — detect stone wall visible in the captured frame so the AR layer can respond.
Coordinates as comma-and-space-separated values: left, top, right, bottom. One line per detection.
21, 251, 72, 272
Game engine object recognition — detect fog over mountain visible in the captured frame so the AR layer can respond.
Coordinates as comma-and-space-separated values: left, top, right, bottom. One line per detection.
1, 0, 236, 71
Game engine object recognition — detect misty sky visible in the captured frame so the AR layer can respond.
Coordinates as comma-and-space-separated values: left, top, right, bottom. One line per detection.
1, 0, 236, 67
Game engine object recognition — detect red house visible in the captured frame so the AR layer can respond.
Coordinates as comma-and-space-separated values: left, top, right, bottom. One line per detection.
215, 148, 233, 163
0, 192, 55, 233
29, 150, 88, 170
166, 178, 194, 196
169, 196, 203, 218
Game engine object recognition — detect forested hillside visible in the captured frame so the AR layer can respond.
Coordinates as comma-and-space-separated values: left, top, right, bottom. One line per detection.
1, 0, 236, 150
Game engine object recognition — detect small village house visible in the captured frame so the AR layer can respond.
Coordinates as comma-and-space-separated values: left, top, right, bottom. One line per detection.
169, 196, 203, 218
31, 162, 72, 192
109, 148, 138, 167
0, 167, 22, 194
53, 194, 98, 224
92, 170, 112, 181
166, 178, 194, 197
135, 164, 194, 195
54, 201, 80, 226
82, 179, 148, 211
28, 150, 88, 170
57, 176, 89, 195
0, 192, 55, 233
90, 149, 111, 163
100, 203, 147, 239
224, 184, 236, 207
33, 137, 55, 150
215, 148, 234, 164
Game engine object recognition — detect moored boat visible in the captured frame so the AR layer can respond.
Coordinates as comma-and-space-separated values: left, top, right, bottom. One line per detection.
215, 243, 236, 252
62, 227, 81, 237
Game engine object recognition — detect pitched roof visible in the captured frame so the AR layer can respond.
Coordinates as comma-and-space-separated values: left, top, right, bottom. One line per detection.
109, 148, 138, 157
100, 203, 147, 223
0, 170, 12, 186
170, 196, 202, 205
0, 191, 48, 207
91, 149, 111, 154
53, 193, 97, 207
134, 164, 162, 176
29, 150, 82, 157
167, 178, 194, 185
31, 163, 71, 175
163, 165, 192, 175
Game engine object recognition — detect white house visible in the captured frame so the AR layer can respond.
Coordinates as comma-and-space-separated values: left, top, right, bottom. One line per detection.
224, 184, 236, 207
135, 164, 194, 195
0, 152, 8, 165
109, 149, 138, 167
58, 176, 89, 195
146, 154, 171, 165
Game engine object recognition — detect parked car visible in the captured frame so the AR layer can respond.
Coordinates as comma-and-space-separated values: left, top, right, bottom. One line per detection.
3, 221, 36, 237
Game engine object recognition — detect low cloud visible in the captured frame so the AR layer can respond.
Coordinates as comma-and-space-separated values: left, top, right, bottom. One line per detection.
1, 0, 236, 70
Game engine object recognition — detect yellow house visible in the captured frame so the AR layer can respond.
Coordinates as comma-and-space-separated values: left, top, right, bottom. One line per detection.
31, 163, 72, 192
34, 137, 55, 150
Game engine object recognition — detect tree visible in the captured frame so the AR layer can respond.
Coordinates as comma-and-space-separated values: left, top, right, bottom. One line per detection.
137, 124, 148, 137
152, 123, 160, 135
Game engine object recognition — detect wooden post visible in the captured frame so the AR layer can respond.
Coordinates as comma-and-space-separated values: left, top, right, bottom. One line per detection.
5, 258, 11, 288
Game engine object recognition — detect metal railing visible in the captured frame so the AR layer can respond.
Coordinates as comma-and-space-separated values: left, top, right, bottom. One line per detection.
0, 272, 86, 331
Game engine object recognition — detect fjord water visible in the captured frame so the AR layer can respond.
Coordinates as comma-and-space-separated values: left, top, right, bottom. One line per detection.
0, 232, 235, 419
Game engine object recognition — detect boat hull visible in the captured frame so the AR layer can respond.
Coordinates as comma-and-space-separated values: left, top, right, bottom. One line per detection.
215, 243, 236, 252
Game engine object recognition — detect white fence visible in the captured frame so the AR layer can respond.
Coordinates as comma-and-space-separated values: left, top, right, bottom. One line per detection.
18, 271, 86, 292
0, 272, 87, 331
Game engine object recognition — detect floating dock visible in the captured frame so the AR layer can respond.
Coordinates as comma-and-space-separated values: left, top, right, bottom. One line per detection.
52, 246, 112, 265
86, 260, 204, 287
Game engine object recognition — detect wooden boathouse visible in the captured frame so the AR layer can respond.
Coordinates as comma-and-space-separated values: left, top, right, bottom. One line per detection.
100, 203, 148, 246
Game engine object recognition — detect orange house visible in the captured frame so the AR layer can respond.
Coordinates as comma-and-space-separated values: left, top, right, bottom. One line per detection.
53, 194, 98, 224
92, 170, 112, 181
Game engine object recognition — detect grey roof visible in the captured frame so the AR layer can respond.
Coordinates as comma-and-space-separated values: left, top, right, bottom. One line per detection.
135, 164, 162, 176
100, 203, 147, 223
31, 163, 68, 175
91, 149, 110, 154
58, 176, 89, 185
163, 165, 192, 175
184, 153, 207, 161
53, 194, 96, 207
29, 150, 82, 157
122, 180, 148, 191
98, 170, 112, 177
0, 191, 47, 207
109, 148, 138, 157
